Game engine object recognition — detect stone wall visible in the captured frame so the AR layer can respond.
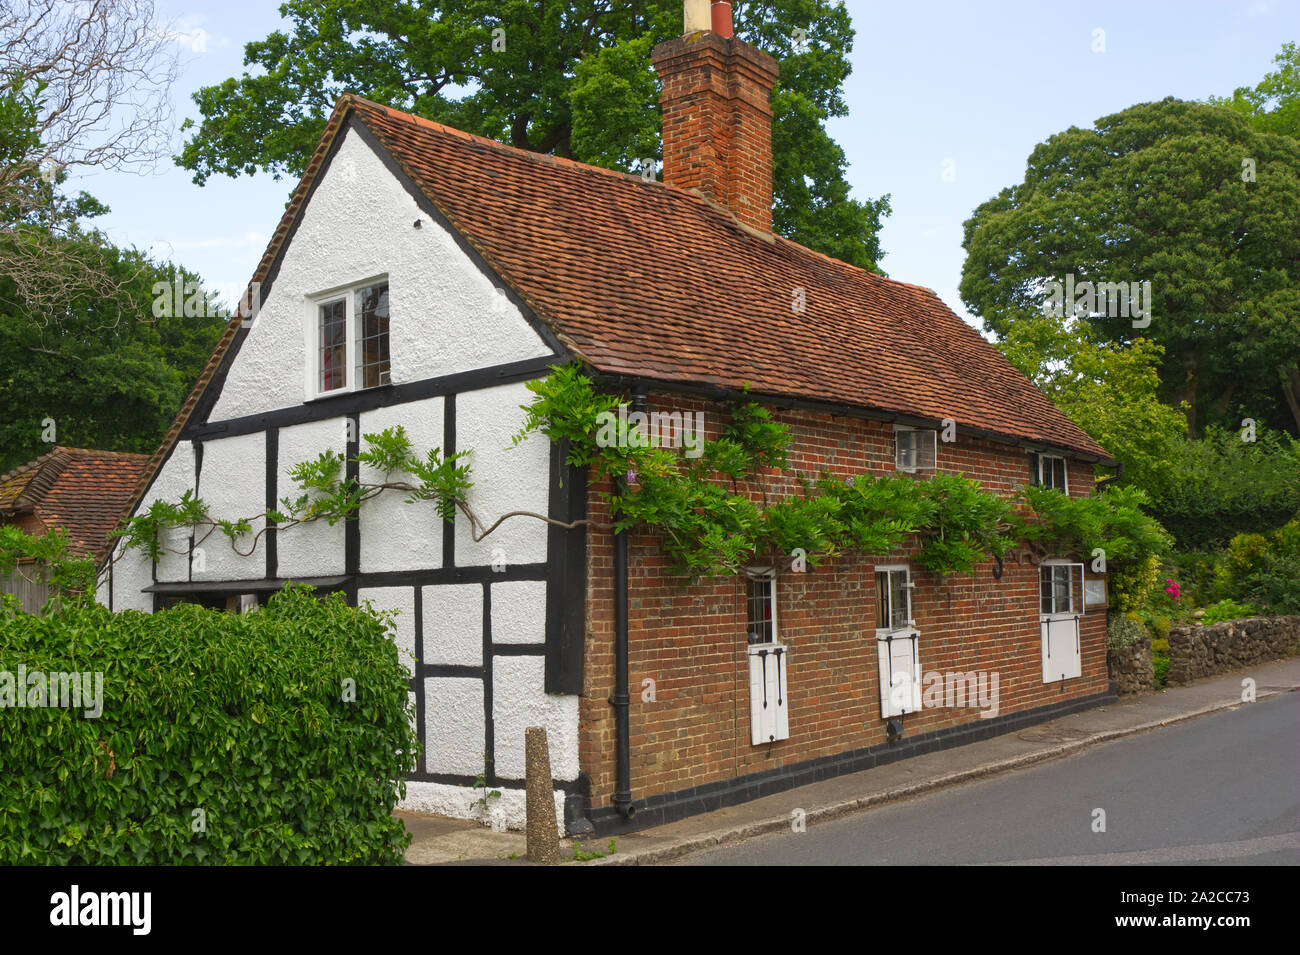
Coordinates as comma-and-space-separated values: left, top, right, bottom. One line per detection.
1167, 615, 1300, 685
1108, 639, 1153, 695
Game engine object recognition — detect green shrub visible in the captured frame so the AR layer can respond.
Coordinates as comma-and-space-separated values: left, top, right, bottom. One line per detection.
1199, 598, 1260, 625
0, 585, 417, 864
1146, 426, 1300, 548
1216, 520, 1300, 615
1139, 611, 1172, 640
1107, 614, 1149, 651
1110, 553, 1161, 615
1150, 637, 1170, 654
1164, 549, 1221, 608
1153, 654, 1170, 689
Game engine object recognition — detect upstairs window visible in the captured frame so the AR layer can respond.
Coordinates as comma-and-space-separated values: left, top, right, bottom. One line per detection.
311, 279, 390, 396
895, 426, 937, 472
356, 282, 391, 389
745, 568, 777, 644
1032, 452, 1068, 492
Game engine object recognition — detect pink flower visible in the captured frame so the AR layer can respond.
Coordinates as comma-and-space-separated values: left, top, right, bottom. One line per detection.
1164, 578, 1181, 603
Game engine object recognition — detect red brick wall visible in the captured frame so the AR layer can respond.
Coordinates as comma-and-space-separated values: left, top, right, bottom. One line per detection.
578, 397, 1110, 810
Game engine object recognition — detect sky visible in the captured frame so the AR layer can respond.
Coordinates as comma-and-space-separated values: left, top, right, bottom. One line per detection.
78, 0, 1300, 326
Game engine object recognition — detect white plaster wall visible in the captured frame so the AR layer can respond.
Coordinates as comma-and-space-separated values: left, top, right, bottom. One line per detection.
423, 677, 484, 776
191, 433, 265, 582
98, 441, 196, 611
357, 586, 417, 677
150, 440, 197, 583
421, 583, 482, 666
399, 782, 567, 836
276, 417, 347, 577
455, 382, 549, 567
208, 127, 552, 421
492, 656, 580, 781
359, 398, 444, 572
105, 540, 152, 612
491, 581, 546, 644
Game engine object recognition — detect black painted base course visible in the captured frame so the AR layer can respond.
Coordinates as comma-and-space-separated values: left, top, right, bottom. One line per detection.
573, 687, 1118, 837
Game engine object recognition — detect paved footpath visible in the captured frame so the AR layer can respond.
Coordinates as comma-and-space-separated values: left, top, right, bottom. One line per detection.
402, 656, 1300, 865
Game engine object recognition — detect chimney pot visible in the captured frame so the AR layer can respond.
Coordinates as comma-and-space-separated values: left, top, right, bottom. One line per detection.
653, 10, 778, 232
711, 2, 734, 38
683, 0, 710, 34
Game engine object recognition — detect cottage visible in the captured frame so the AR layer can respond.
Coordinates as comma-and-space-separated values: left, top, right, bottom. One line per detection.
2, 447, 149, 611
103, 1, 1118, 835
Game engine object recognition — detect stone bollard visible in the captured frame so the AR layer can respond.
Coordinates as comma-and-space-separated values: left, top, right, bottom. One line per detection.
525, 726, 561, 864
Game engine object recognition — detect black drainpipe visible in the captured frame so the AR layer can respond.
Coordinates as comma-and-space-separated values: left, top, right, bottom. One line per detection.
1096, 460, 1124, 491
609, 390, 644, 820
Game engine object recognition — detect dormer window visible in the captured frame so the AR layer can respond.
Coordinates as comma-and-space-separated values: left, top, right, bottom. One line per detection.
310, 278, 390, 397
1031, 452, 1068, 492
894, 426, 937, 472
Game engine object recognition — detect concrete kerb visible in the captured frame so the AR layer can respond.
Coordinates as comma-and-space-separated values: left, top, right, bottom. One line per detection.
584, 687, 1293, 866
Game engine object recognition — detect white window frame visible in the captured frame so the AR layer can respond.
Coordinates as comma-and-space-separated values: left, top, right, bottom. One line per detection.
874, 563, 914, 634
1037, 453, 1069, 493
1039, 560, 1085, 620
304, 274, 391, 400
744, 566, 778, 645
894, 426, 937, 473
875, 563, 921, 716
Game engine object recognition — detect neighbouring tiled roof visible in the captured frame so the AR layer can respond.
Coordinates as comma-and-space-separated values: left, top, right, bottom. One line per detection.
0, 448, 151, 561
119, 93, 1112, 535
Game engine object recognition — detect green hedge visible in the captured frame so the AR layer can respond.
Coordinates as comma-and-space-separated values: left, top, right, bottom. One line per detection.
0, 585, 417, 864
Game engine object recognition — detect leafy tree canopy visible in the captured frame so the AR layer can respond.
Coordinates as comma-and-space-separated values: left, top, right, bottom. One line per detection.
175, 0, 891, 271
995, 309, 1187, 495
0, 78, 226, 473
960, 98, 1300, 437
1210, 42, 1300, 140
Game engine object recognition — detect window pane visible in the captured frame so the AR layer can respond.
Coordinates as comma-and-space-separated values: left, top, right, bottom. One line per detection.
897, 432, 916, 470
747, 575, 772, 643
876, 571, 889, 629
1052, 566, 1070, 613
1040, 567, 1054, 614
1051, 457, 1066, 490
356, 283, 390, 389
917, 430, 936, 469
319, 300, 346, 391
891, 571, 909, 631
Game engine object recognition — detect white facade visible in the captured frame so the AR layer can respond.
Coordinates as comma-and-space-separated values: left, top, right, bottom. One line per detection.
100, 124, 582, 833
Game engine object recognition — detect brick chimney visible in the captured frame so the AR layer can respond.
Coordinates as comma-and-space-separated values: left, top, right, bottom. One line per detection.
652, 1, 779, 233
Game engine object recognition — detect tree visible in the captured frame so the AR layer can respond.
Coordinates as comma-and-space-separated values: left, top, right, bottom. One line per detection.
1211, 42, 1299, 140
960, 98, 1300, 436
175, 0, 891, 272
0, 0, 180, 327
994, 309, 1187, 495
0, 245, 227, 474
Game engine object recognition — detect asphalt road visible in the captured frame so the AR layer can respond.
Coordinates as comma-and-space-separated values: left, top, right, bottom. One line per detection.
681, 690, 1300, 865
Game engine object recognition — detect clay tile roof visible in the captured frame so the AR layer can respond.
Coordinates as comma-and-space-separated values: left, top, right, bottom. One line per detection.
0, 448, 151, 562
344, 96, 1112, 461
119, 94, 1113, 532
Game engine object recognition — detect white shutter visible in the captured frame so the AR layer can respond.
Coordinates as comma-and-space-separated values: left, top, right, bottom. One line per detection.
877, 630, 922, 717
1040, 616, 1081, 682
748, 644, 790, 745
